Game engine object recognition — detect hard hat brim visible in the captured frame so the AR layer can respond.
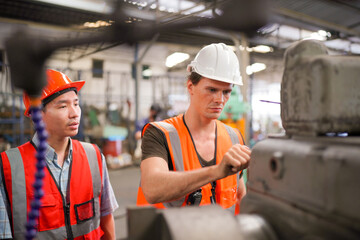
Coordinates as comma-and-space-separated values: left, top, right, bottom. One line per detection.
23, 80, 85, 117
188, 64, 243, 86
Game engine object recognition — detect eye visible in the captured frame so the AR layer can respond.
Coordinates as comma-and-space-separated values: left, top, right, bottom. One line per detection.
223, 90, 232, 95
209, 88, 217, 93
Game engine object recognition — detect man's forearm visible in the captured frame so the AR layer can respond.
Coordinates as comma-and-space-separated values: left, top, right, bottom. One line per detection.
100, 214, 115, 240
141, 158, 220, 204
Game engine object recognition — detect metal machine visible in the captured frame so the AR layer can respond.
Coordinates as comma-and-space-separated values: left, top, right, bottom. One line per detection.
127, 40, 360, 240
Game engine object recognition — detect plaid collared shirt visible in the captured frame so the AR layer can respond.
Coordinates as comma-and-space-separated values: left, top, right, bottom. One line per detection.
0, 188, 11, 239
0, 133, 118, 238
35, 135, 73, 200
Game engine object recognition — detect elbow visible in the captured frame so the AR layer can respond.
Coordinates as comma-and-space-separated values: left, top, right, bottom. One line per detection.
141, 177, 163, 204
142, 187, 161, 204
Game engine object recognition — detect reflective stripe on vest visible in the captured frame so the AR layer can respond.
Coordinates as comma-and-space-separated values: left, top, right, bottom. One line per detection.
81, 142, 102, 199
154, 122, 186, 207
154, 121, 184, 171
223, 124, 241, 190
3, 141, 102, 239
71, 142, 101, 238
5, 148, 26, 239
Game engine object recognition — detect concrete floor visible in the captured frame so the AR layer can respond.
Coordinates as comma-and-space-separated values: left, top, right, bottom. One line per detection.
109, 165, 141, 240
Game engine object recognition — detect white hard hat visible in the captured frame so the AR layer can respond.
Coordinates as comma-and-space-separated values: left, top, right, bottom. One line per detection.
187, 43, 243, 85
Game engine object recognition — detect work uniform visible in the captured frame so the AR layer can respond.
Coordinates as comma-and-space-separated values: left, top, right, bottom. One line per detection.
137, 114, 244, 212
0, 134, 118, 239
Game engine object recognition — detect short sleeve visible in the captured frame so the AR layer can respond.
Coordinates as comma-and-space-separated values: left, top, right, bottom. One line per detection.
141, 125, 169, 164
100, 154, 119, 216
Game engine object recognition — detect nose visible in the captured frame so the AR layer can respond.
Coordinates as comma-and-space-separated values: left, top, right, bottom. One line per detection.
69, 104, 80, 119
214, 91, 225, 103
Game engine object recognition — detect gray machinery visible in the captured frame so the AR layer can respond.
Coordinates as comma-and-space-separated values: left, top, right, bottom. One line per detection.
127, 40, 360, 240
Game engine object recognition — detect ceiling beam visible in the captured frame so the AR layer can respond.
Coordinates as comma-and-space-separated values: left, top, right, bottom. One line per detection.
272, 7, 360, 37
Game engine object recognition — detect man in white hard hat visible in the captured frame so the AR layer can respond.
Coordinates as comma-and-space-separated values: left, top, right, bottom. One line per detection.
136, 43, 251, 214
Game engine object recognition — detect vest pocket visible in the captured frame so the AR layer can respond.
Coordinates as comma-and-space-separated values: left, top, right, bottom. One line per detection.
38, 194, 61, 231
218, 186, 237, 208
74, 198, 95, 223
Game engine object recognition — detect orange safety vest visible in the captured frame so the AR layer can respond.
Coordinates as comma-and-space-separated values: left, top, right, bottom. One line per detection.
0, 140, 103, 240
137, 114, 244, 213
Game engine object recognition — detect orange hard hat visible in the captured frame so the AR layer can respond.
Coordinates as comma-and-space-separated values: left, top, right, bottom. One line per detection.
23, 69, 85, 117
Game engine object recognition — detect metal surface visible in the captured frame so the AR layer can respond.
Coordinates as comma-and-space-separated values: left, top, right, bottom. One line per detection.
235, 214, 278, 240
128, 205, 278, 240
243, 135, 360, 239
162, 205, 240, 240
281, 40, 360, 135
242, 40, 360, 240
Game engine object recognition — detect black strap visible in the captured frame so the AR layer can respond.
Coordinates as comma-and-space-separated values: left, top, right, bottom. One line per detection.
210, 181, 216, 204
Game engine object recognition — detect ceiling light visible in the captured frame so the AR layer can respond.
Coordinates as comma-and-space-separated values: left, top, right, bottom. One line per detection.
142, 69, 152, 77
83, 20, 112, 28
252, 45, 273, 53
303, 30, 328, 41
318, 30, 328, 37
159, 6, 167, 11
246, 63, 266, 75
166, 52, 190, 68
238, 45, 273, 53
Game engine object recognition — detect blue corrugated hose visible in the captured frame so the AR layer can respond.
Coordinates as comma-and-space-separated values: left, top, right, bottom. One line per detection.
26, 106, 48, 239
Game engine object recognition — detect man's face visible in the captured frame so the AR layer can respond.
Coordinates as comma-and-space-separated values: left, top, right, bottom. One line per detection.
42, 90, 81, 139
188, 77, 233, 120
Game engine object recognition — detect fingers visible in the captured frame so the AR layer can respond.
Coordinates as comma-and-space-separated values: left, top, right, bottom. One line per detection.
217, 144, 251, 178
226, 144, 251, 172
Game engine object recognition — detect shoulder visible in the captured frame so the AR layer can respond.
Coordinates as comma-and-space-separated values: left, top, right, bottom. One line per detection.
73, 139, 97, 149
72, 140, 102, 160
143, 116, 176, 133
143, 124, 166, 141
149, 115, 184, 132
1, 142, 33, 157
216, 121, 245, 145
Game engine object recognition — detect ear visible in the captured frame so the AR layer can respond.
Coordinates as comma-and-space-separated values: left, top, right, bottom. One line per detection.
41, 107, 46, 117
187, 79, 194, 94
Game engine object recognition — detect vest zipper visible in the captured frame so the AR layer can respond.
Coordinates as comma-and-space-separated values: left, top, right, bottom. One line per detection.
46, 164, 74, 239
64, 204, 74, 240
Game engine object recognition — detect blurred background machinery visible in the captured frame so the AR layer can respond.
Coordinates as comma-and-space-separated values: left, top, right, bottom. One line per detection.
127, 40, 360, 240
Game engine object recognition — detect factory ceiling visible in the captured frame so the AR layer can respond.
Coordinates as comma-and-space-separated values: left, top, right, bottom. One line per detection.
0, 0, 359, 58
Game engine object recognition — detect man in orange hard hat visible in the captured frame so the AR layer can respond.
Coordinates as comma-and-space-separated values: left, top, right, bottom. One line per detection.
137, 43, 251, 214
0, 69, 118, 239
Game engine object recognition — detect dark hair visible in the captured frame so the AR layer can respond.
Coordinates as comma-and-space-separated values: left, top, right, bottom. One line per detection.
188, 71, 203, 85
150, 103, 162, 113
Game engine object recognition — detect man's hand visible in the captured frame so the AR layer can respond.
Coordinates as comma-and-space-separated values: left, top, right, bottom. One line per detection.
216, 144, 251, 179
